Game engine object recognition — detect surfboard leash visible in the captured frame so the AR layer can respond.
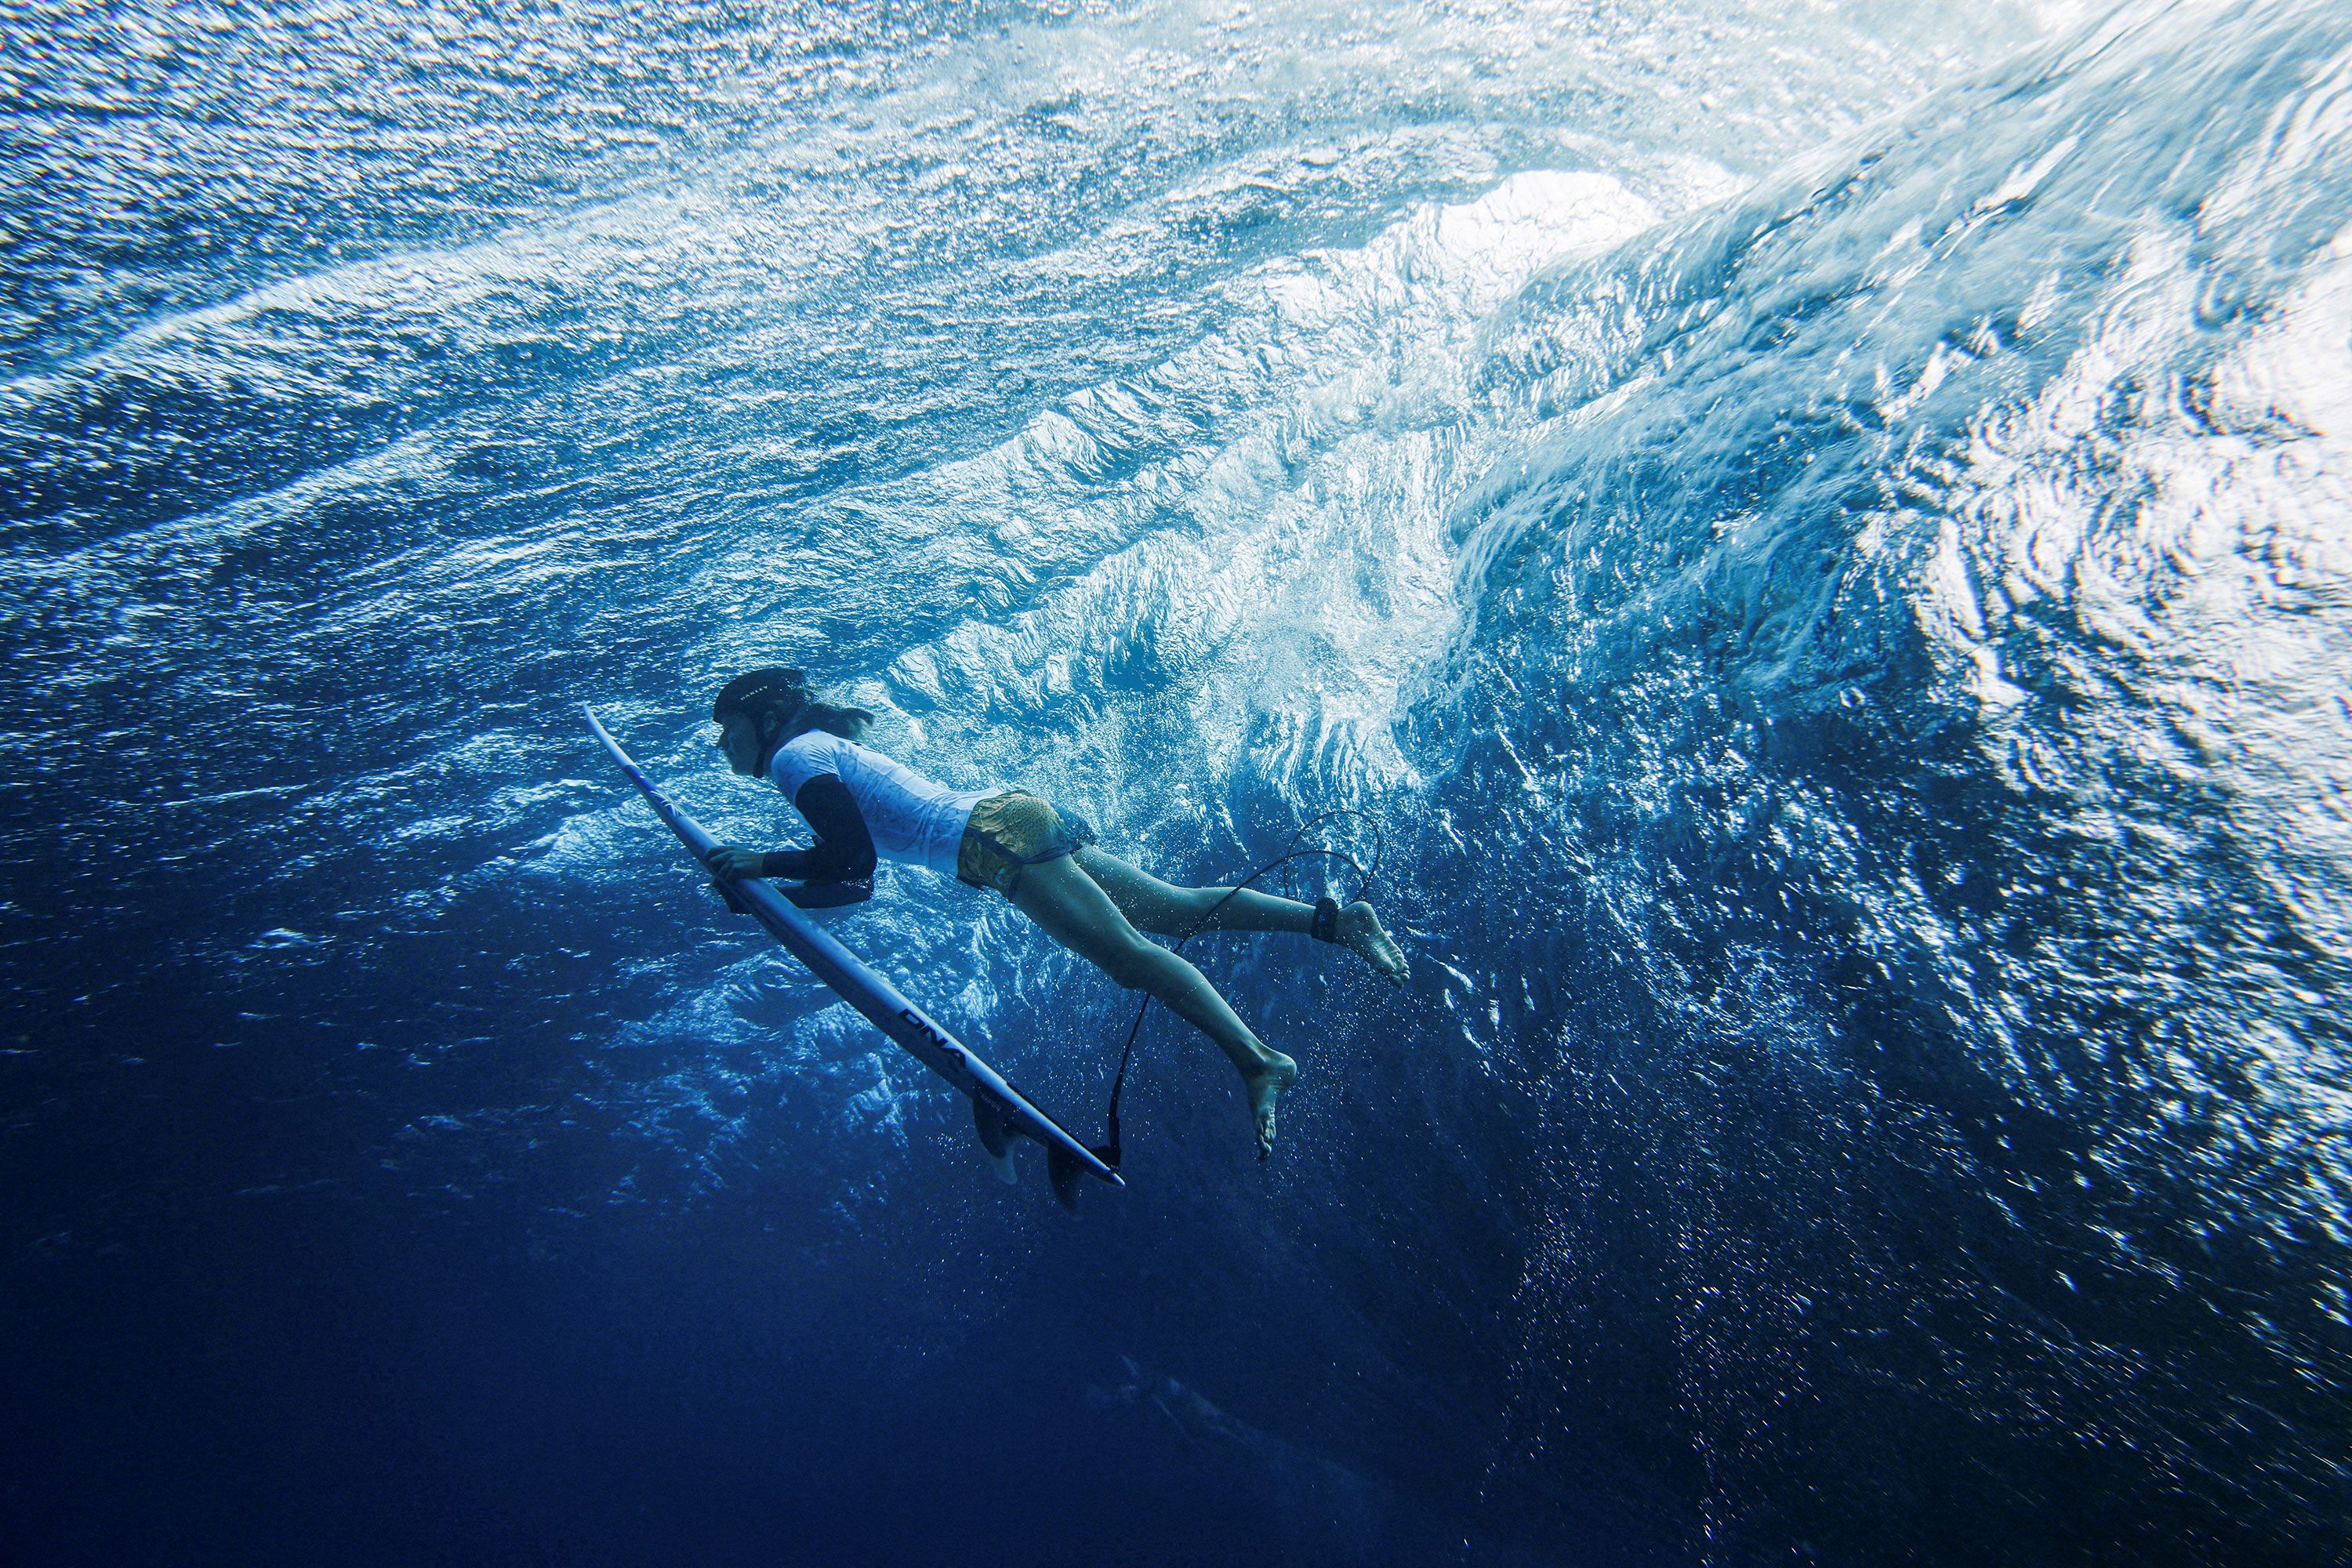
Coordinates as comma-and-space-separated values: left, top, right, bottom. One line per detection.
1094, 808, 1386, 1171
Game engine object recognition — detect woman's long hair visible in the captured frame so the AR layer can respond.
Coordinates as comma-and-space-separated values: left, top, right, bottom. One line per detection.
775, 695, 873, 743
713, 666, 873, 749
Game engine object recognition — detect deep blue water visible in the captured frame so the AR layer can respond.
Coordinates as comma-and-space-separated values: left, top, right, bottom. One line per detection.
5, 1, 2350, 1563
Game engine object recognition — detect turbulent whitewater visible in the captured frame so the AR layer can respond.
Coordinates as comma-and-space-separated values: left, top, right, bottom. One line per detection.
4, 1, 2347, 1563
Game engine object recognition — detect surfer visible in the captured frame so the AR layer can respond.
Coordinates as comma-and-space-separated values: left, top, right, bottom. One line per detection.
700, 667, 1409, 1158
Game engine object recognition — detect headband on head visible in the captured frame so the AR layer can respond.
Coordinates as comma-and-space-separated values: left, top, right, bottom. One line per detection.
711, 666, 809, 725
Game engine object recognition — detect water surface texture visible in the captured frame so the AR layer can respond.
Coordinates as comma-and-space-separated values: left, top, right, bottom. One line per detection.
5, 1, 2349, 1563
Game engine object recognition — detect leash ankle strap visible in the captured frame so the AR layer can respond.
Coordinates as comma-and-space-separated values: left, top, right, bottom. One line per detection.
1310, 895, 1341, 942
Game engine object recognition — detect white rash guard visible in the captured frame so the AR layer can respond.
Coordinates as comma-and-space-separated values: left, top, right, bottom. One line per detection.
768, 731, 993, 878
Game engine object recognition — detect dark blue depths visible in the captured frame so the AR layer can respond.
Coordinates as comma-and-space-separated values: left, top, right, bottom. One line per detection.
5, 1, 2350, 1564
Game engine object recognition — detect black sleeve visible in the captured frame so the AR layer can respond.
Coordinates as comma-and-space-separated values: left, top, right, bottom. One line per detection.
759, 774, 878, 882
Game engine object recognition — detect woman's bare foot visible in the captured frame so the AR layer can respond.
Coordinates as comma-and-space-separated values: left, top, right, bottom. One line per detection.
1336, 902, 1409, 986
1240, 1050, 1298, 1160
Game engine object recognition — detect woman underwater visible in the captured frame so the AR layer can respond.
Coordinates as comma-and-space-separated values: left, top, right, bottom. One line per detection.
701, 667, 1410, 1158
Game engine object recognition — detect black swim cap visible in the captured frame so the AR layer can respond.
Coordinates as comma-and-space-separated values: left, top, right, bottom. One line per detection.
711, 666, 808, 725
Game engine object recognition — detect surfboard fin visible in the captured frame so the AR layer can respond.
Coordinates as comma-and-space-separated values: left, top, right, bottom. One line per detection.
972, 1098, 1018, 1185
1047, 1144, 1084, 1213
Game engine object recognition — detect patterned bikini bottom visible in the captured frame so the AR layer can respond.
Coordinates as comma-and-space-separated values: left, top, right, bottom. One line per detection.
955, 790, 1099, 897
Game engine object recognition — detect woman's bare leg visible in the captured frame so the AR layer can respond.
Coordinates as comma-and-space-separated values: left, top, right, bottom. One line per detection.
1011, 855, 1296, 1157
1074, 846, 1409, 985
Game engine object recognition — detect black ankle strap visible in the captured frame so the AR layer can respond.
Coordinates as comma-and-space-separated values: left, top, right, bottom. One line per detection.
1310, 895, 1341, 942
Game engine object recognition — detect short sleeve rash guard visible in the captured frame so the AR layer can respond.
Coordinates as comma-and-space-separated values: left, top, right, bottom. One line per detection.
768, 731, 993, 877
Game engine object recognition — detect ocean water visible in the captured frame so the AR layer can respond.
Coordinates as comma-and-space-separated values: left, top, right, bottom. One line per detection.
4, 0, 2349, 1563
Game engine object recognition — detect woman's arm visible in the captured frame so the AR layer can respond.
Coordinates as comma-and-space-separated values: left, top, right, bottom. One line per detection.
706, 775, 877, 882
